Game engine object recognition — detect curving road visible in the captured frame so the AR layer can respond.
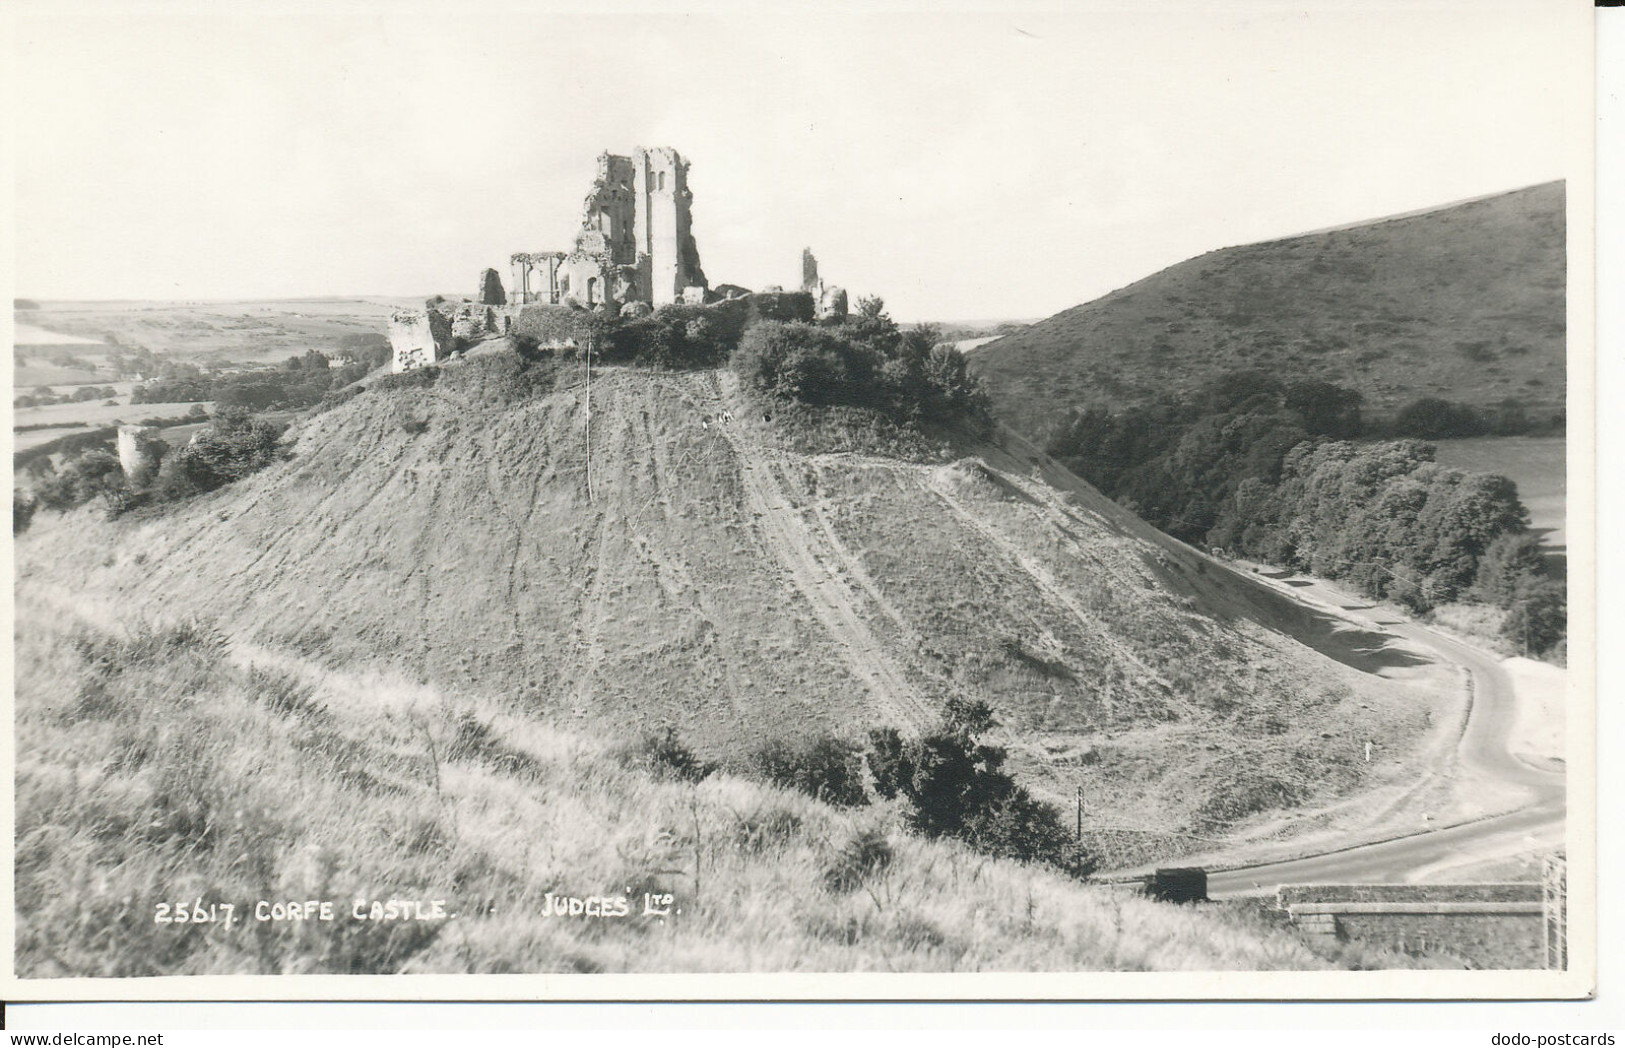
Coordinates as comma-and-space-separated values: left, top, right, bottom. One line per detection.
988, 429, 1566, 898
1202, 584, 1565, 898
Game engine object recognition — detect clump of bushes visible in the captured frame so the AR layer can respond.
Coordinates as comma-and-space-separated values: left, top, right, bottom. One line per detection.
868, 698, 1094, 878
370, 366, 440, 393
132, 347, 380, 411
1388, 395, 1560, 439
15, 407, 288, 529
751, 735, 868, 807
15, 386, 119, 409
1046, 368, 1563, 653
602, 303, 747, 370
823, 828, 893, 893
435, 343, 565, 404
621, 726, 716, 783
749, 698, 1095, 880
731, 303, 991, 434
512, 304, 613, 349
27, 448, 127, 516
156, 407, 286, 498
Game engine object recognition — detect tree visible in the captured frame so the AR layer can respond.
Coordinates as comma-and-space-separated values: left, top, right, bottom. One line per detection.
1394, 397, 1483, 439
866, 697, 1094, 877
855, 295, 887, 319
1285, 380, 1364, 438
168, 408, 285, 493
1502, 582, 1566, 658
1472, 532, 1551, 606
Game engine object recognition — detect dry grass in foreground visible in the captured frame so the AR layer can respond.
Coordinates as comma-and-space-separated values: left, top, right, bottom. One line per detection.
14, 595, 1336, 976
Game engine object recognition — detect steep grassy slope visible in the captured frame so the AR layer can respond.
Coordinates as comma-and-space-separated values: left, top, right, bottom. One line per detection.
972, 182, 1565, 437
14, 599, 1350, 976
16, 360, 1460, 866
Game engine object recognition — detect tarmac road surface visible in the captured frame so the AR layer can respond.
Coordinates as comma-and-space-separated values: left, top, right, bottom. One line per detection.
1204, 581, 1565, 898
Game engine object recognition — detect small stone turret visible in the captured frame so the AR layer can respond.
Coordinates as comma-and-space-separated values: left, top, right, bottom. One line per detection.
477, 268, 506, 306
116, 426, 165, 486
389, 309, 454, 372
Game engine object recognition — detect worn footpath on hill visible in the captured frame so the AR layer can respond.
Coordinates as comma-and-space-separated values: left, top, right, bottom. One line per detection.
16, 364, 1467, 867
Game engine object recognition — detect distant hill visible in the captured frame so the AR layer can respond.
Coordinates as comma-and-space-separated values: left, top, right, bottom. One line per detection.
972, 181, 1565, 437
16, 355, 1459, 867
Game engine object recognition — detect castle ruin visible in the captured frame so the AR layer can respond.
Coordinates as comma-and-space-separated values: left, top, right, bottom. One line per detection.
510, 147, 707, 311
390, 147, 844, 371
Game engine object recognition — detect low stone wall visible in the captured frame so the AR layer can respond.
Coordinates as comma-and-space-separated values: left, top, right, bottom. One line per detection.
1278, 883, 1548, 969
1279, 884, 1539, 906
1335, 911, 1543, 969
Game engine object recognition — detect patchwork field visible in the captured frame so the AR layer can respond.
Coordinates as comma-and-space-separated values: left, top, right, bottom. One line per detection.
17, 298, 416, 365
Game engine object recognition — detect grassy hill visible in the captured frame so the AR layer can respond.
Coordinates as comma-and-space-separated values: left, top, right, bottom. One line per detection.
15, 352, 1462, 880
971, 182, 1565, 438
15, 598, 1362, 976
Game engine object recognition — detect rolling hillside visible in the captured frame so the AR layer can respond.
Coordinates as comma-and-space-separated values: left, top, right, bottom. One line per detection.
971, 182, 1565, 438
15, 597, 1349, 975
16, 355, 1463, 867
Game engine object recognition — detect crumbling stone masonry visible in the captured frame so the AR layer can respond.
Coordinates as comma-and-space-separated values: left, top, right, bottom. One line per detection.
801, 248, 820, 293
116, 426, 165, 486
389, 309, 455, 372
510, 147, 709, 310
510, 251, 564, 308
450, 303, 502, 342
800, 247, 848, 320
477, 268, 506, 306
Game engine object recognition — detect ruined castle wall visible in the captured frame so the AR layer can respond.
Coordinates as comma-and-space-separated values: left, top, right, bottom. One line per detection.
389, 309, 454, 372
477, 268, 506, 306
584, 153, 639, 267
116, 426, 164, 486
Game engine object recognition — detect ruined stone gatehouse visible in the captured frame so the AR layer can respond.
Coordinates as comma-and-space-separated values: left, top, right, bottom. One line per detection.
116, 426, 166, 486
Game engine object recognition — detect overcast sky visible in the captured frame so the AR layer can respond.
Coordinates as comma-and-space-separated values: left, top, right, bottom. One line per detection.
9, 0, 1590, 321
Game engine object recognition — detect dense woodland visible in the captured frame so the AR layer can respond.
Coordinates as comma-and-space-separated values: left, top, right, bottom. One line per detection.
1046, 371, 1565, 656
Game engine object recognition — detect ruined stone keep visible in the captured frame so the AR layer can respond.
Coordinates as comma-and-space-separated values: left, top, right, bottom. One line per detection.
511, 147, 708, 310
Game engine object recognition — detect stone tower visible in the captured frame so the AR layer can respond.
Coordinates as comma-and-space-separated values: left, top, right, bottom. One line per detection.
477, 268, 506, 306
556, 148, 708, 309
632, 147, 707, 306
801, 248, 820, 293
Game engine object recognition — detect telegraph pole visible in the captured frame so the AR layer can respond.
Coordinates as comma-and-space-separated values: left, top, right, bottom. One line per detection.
584, 336, 593, 502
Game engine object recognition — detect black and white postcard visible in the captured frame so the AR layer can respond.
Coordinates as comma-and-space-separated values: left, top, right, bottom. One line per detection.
2, 0, 1598, 1001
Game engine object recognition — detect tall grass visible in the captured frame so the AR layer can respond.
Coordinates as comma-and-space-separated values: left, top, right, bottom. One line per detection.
14, 596, 1335, 976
